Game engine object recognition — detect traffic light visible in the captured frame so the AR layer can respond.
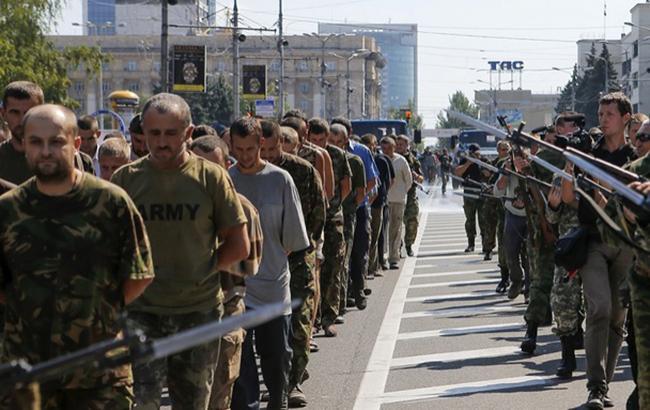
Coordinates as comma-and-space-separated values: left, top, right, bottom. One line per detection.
405, 110, 412, 123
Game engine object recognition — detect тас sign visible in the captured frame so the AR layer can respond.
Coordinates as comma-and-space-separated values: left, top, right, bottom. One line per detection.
488, 61, 524, 71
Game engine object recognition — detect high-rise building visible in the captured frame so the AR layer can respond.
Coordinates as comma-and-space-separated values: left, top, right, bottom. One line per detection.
83, 0, 212, 36
318, 23, 417, 117
620, 2, 650, 114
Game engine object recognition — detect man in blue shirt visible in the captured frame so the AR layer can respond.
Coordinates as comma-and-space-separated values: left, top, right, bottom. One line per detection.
331, 118, 379, 309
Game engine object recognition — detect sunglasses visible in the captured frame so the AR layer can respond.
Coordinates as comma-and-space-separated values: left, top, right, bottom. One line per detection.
636, 132, 650, 142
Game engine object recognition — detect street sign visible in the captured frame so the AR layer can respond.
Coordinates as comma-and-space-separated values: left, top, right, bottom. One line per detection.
172, 45, 206, 93
255, 99, 275, 118
242, 65, 267, 100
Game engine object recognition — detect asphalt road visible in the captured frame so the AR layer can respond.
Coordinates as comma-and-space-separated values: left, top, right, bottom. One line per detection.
302, 186, 635, 410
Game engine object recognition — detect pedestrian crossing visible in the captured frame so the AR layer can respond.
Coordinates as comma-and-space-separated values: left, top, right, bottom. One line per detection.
353, 192, 634, 410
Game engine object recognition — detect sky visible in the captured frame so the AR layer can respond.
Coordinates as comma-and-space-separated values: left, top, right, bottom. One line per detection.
52, 0, 641, 127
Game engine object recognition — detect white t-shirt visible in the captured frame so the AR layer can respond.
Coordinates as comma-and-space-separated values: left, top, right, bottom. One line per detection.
387, 154, 412, 204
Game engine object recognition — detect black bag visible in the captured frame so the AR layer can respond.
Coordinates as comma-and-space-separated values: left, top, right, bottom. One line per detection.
554, 227, 589, 271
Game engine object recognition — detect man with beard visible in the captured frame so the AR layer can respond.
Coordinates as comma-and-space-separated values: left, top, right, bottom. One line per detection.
128, 113, 149, 160
0, 104, 154, 409
260, 120, 325, 407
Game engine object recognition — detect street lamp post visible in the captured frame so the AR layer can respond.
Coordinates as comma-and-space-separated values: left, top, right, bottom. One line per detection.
552, 67, 576, 111
476, 80, 497, 124
303, 33, 345, 119
331, 49, 370, 119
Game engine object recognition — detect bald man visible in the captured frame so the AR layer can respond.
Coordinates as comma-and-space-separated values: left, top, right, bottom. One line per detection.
112, 93, 249, 409
0, 104, 154, 409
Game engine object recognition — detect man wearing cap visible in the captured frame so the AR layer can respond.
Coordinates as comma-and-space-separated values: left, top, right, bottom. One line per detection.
454, 144, 490, 253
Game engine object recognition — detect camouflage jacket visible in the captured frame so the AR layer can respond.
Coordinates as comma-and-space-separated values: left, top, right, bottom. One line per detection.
402, 150, 421, 197
0, 174, 154, 389
277, 152, 326, 247
325, 144, 351, 219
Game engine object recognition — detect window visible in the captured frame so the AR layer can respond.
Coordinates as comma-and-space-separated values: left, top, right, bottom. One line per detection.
217, 61, 226, 72
298, 82, 311, 94
634, 103, 639, 114
296, 60, 309, 72
298, 99, 310, 112
633, 72, 639, 89
74, 81, 85, 94
102, 80, 111, 93
269, 61, 281, 72
127, 81, 140, 93
634, 40, 639, 58
153, 61, 161, 73
325, 61, 337, 72
125, 60, 138, 72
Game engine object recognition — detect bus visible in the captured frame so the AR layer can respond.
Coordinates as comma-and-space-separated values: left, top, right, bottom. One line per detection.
457, 129, 498, 158
350, 120, 408, 139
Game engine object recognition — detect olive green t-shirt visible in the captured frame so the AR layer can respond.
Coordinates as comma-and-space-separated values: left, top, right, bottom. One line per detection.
111, 153, 247, 315
0, 139, 31, 185
343, 152, 366, 215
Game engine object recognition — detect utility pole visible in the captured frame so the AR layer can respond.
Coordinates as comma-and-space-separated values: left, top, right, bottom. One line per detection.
346, 57, 351, 119
161, 0, 169, 92
320, 43, 326, 118
278, 0, 285, 119
232, 0, 240, 121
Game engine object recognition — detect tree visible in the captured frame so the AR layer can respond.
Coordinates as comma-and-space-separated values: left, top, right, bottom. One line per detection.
178, 75, 235, 126
555, 65, 580, 114
436, 91, 478, 129
574, 42, 620, 128
0, 0, 105, 107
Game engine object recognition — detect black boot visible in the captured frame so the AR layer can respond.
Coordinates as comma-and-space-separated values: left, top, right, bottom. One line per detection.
406, 245, 414, 257
464, 237, 475, 253
520, 323, 538, 354
556, 335, 577, 379
495, 268, 509, 294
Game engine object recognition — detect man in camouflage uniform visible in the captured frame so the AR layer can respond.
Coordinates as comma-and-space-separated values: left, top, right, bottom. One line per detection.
455, 144, 490, 253
547, 176, 583, 380
308, 118, 351, 338
395, 135, 423, 256
260, 120, 326, 407
0, 104, 155, 409
330, 126, 366, 313
494, 141, 511, 291
190, 136, 263, 410
112, 93, 249, 410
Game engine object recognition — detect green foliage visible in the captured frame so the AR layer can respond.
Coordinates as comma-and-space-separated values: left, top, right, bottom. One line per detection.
176, 74, 235, 126
570, 43, 620, 128
555, 65, 579, 114
436, 91, 478, 128
0, 0, 105, 108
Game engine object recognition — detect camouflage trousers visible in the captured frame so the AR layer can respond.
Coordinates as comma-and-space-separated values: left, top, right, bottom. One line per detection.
630, 270, 650, 410
209, 298, 245, 410
289, 250, 317, 388
0, 383, 40, 410
127, 307, 222, 410
479, 198, 498, 252
403, 195, 419, 247
341, 210, 357, 308
550, 266, 584, 337
525, 233, 554, 325
320, 215, 345, 327
462, 198, 484, 242
368, 206, 384, 275
496, 203, 508, 274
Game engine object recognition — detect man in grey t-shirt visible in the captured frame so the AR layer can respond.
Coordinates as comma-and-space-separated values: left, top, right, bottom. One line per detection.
229, 117, 309, 410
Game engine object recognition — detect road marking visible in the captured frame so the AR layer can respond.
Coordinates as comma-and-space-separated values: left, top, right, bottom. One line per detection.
404, 290, 499, 303
411, 268, 498, 277
409, 278, 499, 289
353, 212, 430, 410
420, 234, 468, 241
418, 241, 467, 248
396, 323, 523, 340
390, 345, 523, 368
378, 375, 558, 405
416, 254, 482, 261
402, 305, 522, 319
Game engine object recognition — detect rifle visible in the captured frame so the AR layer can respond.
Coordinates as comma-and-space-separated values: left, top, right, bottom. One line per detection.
415, 182, 431, 195
0, 300, 295, 393
462, 153, 552, 190
449, 173, 490, 190
529, 154, 612, 196
453, 192, 515, 201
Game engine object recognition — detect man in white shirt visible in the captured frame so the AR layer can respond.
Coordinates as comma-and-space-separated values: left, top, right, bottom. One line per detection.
381, 136, 412, 270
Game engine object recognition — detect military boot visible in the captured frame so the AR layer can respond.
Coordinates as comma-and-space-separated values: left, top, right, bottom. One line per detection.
495, 268, 509, 294
556, 335, 577, 379
464, 237, 475, 253
520, 323, 538, 354
406, 245, 414, 257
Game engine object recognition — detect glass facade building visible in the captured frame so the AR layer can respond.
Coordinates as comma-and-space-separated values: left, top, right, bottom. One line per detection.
87, 0, 116, 35
319, 23, 418, 116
